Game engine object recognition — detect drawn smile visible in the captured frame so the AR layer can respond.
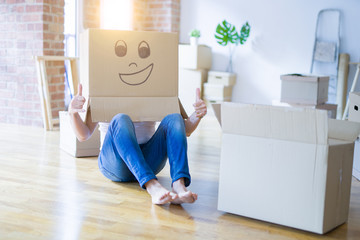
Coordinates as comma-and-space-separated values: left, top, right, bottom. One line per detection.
118, 63, 154, 86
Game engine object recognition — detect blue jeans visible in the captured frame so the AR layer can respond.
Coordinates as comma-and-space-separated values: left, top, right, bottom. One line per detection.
98, 113, 191, 189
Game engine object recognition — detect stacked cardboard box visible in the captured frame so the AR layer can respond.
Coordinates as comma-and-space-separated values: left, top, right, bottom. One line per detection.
349, 92, 360, 180
178, 44, 211, 114
59, 111, 100, 157
178, 44, 212, 70
204, 71, 236, 102
278, 74, 337, 118
178, 69, 208, 114
213, 102, 360, 234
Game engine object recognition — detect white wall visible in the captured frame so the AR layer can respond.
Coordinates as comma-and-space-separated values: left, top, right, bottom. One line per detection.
180, 0, 360, 104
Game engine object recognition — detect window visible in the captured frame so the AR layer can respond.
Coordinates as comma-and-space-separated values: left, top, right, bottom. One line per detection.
101, 0, 133, 30
64, 0, 77, 107
64, 0, 77, 57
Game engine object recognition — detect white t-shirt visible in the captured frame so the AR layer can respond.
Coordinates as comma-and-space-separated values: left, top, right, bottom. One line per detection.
98, 121, 156, 148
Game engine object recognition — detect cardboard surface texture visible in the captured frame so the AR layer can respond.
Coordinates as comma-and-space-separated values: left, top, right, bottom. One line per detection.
178, 44, 212, 70
349, 92, 360, 123
272, 100, 337, 119
80, 29, 185, 122
349, 92, 360, 180
178, 69, 207, 114
213, 103, 360, 234
59, 111, 100, 157
353, 139, 360, 181
280, 74, 329, 105
204, 83, 232, 102
207, 71, 236, 86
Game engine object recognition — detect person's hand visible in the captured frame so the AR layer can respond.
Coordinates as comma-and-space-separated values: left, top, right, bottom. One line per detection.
193, 88, 207, 118
69, 84, 86, 114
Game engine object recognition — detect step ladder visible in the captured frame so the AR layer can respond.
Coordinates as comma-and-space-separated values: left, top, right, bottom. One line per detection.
310, 9, 341, 104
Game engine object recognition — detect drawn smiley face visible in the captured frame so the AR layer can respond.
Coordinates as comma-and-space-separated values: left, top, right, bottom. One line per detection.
114, 40, 154, 86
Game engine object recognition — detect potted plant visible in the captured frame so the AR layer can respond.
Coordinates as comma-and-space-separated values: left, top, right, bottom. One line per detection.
215, 20, 250, 72
189, 29, 201, 46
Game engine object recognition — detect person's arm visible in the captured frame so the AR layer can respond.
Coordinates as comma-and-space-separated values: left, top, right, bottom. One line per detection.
184, 88, 207, 137
68, 84, 98, 142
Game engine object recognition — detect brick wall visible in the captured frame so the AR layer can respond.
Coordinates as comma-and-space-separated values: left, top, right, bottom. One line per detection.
0, 0, 65, 127
44, 1, 66, 123
83, 0, 101, 29
133, 0, 180, 32
0, 0, 177, 127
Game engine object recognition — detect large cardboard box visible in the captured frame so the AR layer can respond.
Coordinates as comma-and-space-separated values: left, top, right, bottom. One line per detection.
178, 44, 212, 70
213, 103, 360, 234
280, 74, 329, 105
80, 29, 186, 122
349, 92, 360, 123
59, 111, 100, 157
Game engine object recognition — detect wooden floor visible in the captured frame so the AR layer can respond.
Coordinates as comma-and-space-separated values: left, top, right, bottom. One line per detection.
0, 113, 360, 240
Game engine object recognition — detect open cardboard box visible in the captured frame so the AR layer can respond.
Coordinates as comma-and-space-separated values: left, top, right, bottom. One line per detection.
213, 102, 360, 234
59, 111, 100, 157
80, 29, 187, 123
349, 92, 360, 180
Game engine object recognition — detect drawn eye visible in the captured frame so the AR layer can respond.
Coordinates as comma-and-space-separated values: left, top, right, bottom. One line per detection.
138, 41, 150, 58
115, 40, 127, 57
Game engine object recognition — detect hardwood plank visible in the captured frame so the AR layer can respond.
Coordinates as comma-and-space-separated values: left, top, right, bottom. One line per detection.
0, 114, 359, 240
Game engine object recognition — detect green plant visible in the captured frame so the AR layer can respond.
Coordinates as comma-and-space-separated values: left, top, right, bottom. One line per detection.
215, 20, 250, 72
189, 29, 201, 38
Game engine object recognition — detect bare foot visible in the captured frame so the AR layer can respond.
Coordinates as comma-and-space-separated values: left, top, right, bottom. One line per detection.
171, 178, 198, 204
145, 179, 178, 205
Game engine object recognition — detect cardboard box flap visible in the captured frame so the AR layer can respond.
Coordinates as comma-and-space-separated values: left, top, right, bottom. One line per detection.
81, 29, 179, 98
90, 97, 181, 122
208, 71, 236, 77
328, 119, 360, 142
350, 92, 360, 100
280, 74, 330, 82
221, 103, 328, 144
349, 92, 360, 123
211, 103, 221, 126
178, 99, 188, 120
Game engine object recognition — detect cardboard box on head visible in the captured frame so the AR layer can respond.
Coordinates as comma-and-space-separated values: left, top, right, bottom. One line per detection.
80, 29, 187, 122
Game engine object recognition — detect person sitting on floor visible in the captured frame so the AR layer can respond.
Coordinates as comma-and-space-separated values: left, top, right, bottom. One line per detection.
68, 84, 207, 205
